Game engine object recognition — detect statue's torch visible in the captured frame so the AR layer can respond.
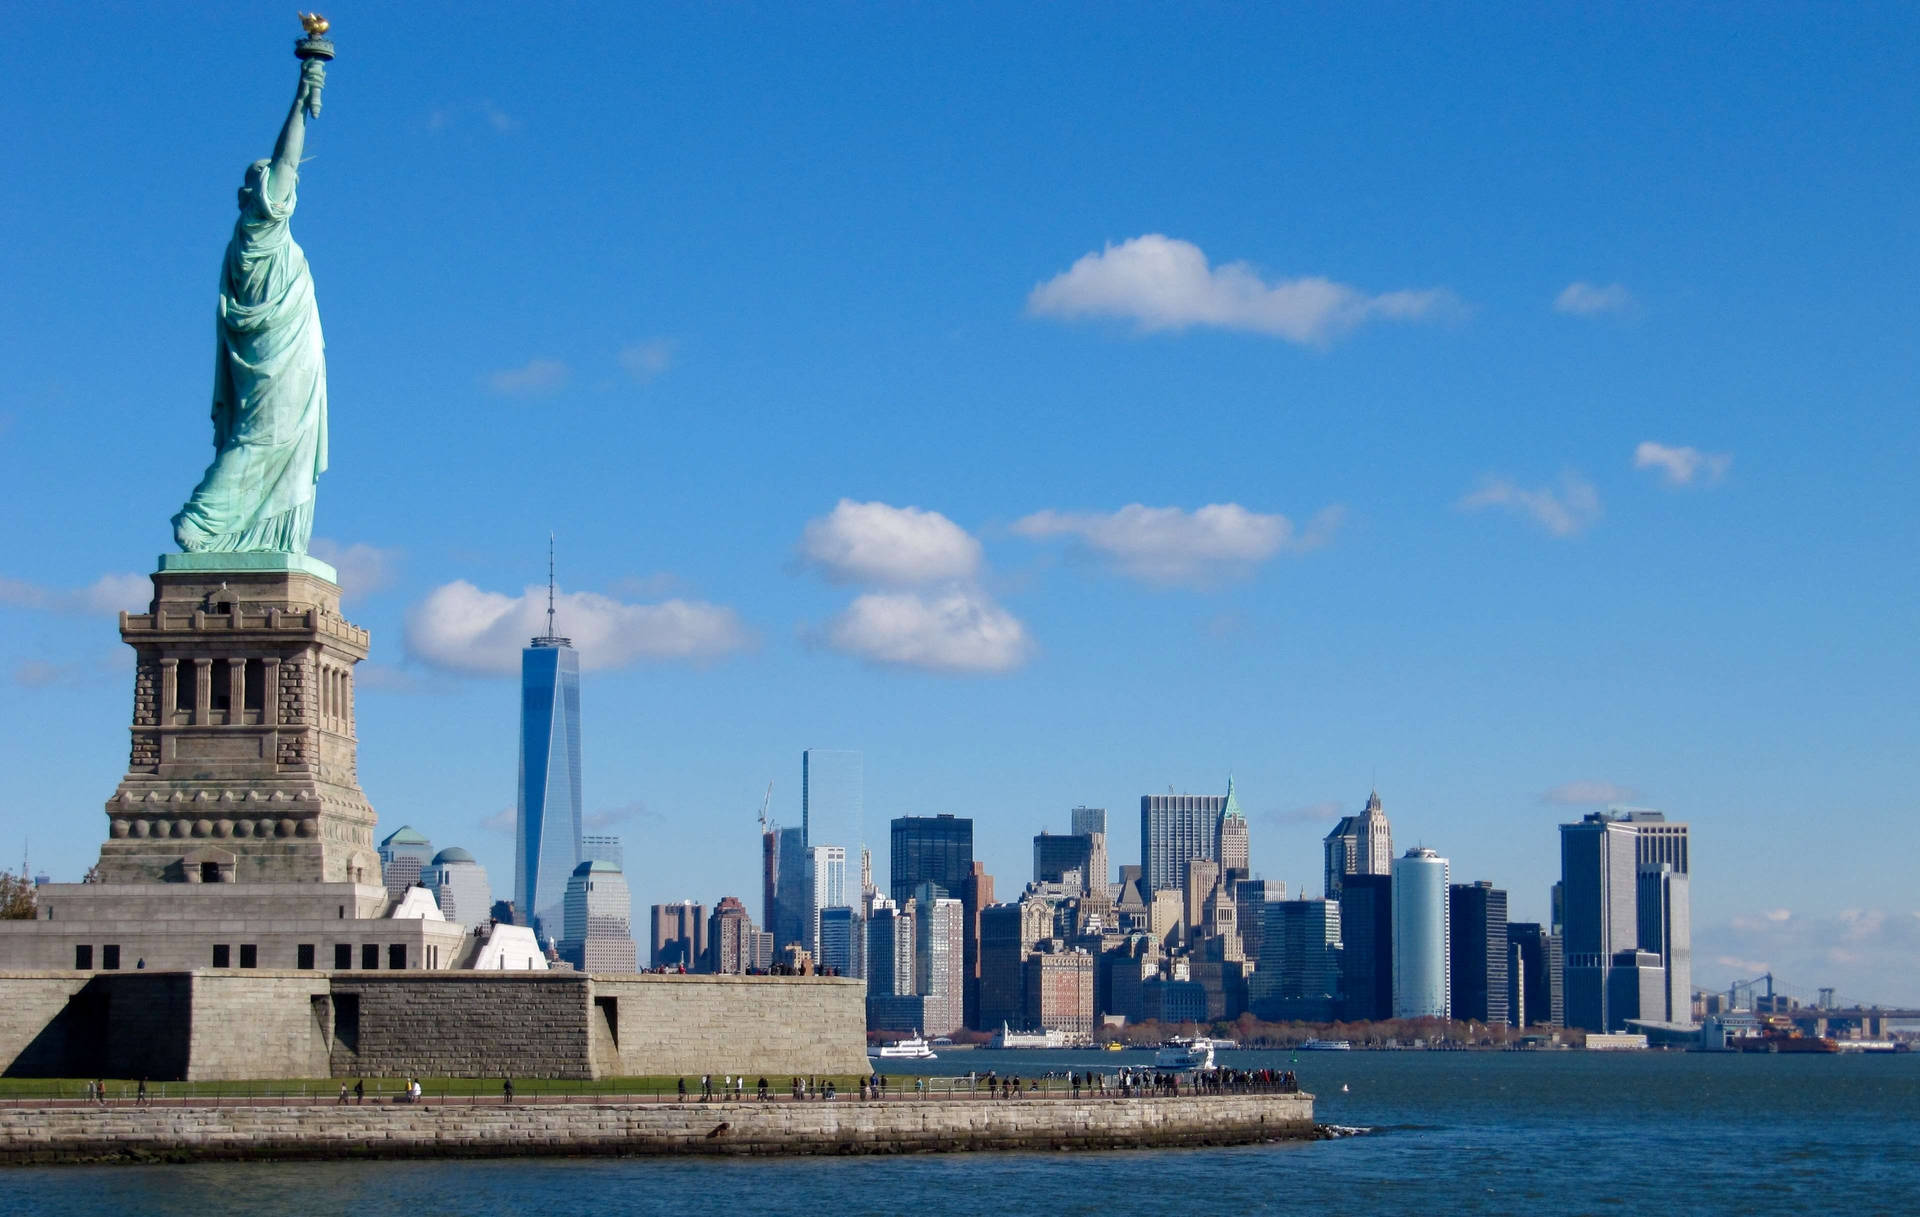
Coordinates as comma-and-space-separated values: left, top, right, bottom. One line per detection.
295, 14, 334, 119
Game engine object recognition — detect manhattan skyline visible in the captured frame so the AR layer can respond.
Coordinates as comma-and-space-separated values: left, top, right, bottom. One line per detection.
1, 6, 1916, 1004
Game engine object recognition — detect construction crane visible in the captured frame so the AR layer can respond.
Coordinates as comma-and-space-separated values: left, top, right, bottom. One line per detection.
756, 782, 774, 833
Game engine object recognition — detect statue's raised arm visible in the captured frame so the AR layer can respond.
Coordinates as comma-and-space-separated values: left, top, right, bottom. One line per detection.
171, 21, 335, 557
266, 60, 326, 205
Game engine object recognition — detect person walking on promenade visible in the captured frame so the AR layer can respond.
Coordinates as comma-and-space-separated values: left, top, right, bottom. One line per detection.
95, 1078, 107, 1107
337, 1082, 349, 1105
503, 1078, 515, 1104
677, 1077, 687, 1102
757, 1077, 768, 1100
354, 1079, 364, 1104
137, 1078, 148, 1107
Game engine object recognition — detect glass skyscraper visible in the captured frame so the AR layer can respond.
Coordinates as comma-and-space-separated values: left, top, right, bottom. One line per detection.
1392, 847, 1451, 1020
889, 814, 974, 907
802, 749, 863, 852
515, 629, 581, 944
1139, 791, 1226, 894
803, 843, 848, 956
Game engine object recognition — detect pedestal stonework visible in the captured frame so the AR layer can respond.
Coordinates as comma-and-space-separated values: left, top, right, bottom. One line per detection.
97, 562, 381, 884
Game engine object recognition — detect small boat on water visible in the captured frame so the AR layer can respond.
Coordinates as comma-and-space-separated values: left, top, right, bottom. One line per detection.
869, 1034, 938, 1060
1300, 1038, 1353, 1051
1152, 1037, 1217, 1071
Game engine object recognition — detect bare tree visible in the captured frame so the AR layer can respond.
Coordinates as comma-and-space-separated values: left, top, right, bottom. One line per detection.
0, 869, 36, 920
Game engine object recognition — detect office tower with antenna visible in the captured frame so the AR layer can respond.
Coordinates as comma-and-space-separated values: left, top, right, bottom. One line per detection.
514, 535, 583, 943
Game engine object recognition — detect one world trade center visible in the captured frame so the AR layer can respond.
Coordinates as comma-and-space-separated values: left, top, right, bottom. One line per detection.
515, 554, 582, 944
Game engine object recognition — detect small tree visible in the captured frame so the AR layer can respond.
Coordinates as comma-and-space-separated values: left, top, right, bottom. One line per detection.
0, 868, 36, 920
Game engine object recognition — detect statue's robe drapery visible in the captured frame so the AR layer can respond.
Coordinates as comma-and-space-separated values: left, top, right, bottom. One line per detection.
172, 163, 328, 554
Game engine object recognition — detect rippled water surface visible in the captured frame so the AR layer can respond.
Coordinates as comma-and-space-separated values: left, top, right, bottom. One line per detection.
16, 1051, 1920, 1216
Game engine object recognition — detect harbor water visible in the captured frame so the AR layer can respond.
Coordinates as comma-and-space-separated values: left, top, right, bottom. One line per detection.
13, 1049, 1919, 1215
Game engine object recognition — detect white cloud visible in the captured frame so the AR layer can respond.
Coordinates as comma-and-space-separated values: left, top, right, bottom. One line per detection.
1262, 800, 1344, 827
1011, 502, 1340, 585
1634, 441, 1732, 486
1459, 473, 1601, 537
1027, 234, 1458, 345
480, 806, 515, 835
404, 580, 751, 676
480, 100, 523, 134
585, 800, 656, 830
12, 653, 127, 687
308, 540, 400, 599
427, 100, 523, 134
1699, 908, 1920, 1005
618, 338, 675, 383
800, 500, 983, 586
1554, 281, 1635, 317
14, 660, 67, 688
485, 358, 570, 397
820, 588, 1031, 674
1540, 780, 1640, 806
0, 573, 148, 616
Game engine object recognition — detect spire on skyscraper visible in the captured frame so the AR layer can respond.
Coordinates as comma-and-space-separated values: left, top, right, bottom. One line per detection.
533, 532, 570, 648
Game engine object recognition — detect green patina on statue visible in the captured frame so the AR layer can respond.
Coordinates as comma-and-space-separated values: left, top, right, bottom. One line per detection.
172, 28, 334, 557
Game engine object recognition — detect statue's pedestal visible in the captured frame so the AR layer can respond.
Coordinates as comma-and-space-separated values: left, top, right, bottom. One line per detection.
158, 551, 339, 581
96, 561, 380, 885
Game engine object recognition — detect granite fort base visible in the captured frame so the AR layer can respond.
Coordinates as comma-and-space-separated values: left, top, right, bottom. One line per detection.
0, 971, 868, 1082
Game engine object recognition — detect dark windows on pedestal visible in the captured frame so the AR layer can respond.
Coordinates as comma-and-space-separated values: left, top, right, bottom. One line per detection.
102, 945, 120, 970
201, 861, 222, 884
297, 943, 316, 970
361, 943, 378, 970
244, 659, 265, 714
388, 943, 407, 970
334, 943, 351, 970
175, 668, 193, 715
239, 944, 258, 969
212, 944, 231, 968
211, 659, 233, 717
75, 945, 93, 970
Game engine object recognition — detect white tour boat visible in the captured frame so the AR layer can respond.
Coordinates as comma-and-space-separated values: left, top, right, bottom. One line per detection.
1152, 1037, 1217, 1071
869, 1034, 938, 1060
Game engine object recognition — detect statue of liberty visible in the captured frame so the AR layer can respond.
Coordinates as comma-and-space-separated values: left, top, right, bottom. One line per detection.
172, 28, 333, 555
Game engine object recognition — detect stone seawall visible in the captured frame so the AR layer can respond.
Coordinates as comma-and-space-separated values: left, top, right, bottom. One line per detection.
0, 1094, 1316, 1165
0, 971, 869, 1081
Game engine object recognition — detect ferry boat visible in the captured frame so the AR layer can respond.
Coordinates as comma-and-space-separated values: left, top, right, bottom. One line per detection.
1152, 1037, 1217, 1071
869, 1034, 938, 1060
989, 1022, 1073, 1049
1300, 1038, 1353, 1051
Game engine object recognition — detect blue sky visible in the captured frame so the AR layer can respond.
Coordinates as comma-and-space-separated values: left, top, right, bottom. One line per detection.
3, 4, 1917, 1002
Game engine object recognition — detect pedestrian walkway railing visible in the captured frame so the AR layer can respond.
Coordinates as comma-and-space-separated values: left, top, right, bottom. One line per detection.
0, 1073, 1298, 1109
